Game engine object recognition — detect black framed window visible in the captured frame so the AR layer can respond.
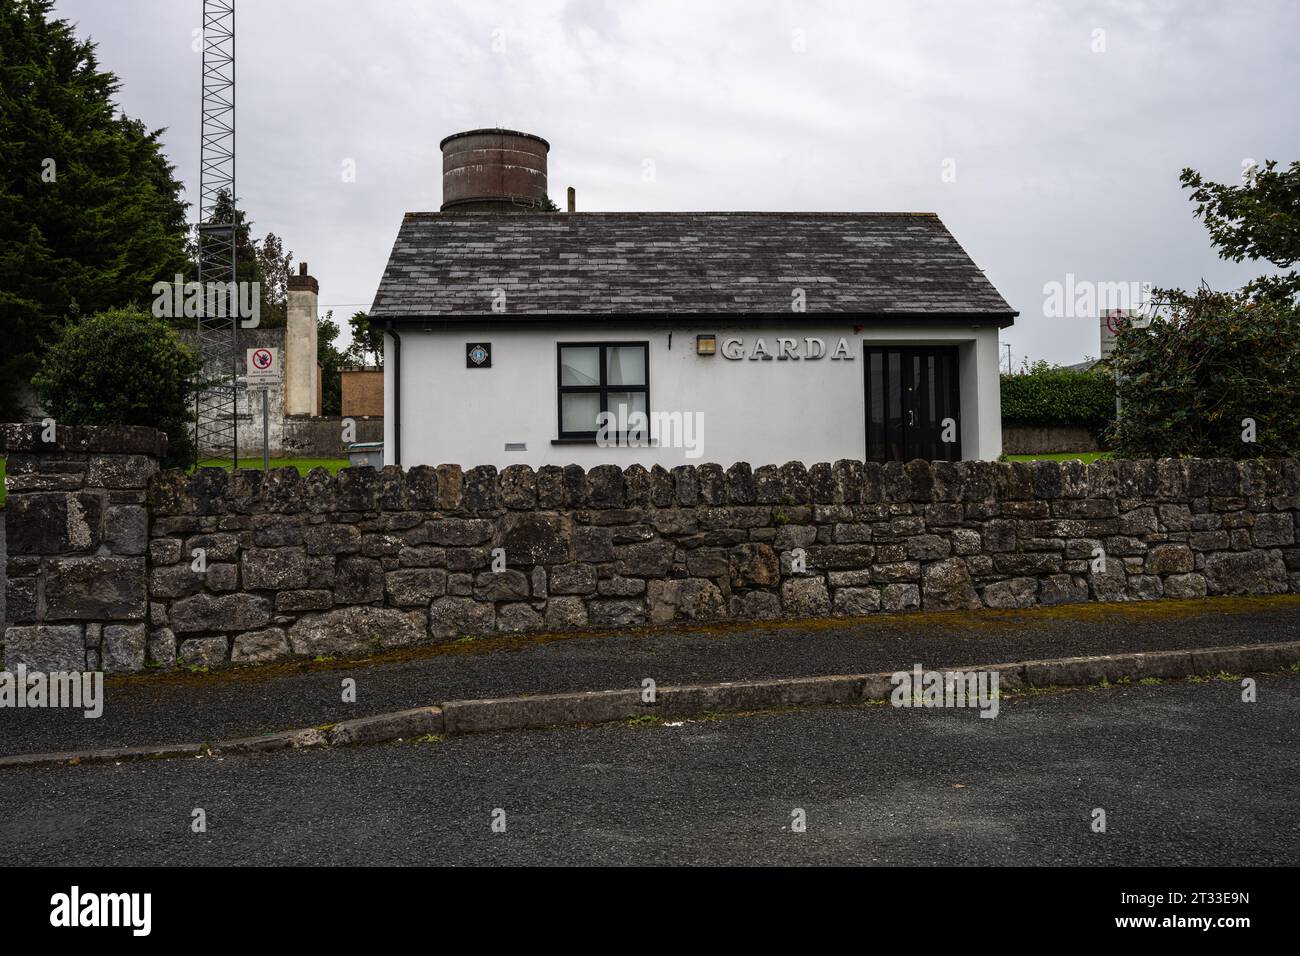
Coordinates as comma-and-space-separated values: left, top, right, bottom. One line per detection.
557, 342, 650, 440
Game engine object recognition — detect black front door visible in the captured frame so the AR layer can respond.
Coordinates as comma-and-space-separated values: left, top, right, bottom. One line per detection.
864, 346, 961, 462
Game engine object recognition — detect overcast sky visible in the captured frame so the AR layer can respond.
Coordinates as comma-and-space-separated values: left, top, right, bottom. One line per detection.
52, 0, 1300, 365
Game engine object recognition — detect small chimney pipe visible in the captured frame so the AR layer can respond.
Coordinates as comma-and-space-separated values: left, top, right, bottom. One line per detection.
567, 186, 576, 212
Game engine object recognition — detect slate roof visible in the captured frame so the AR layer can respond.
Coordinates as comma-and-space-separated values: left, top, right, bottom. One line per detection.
369, 211, 1015, 324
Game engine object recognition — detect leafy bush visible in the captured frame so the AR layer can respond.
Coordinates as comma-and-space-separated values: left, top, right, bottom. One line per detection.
1104, 289, 1300, 459
33, 308, 201, 467
1000, 362, 1115, 432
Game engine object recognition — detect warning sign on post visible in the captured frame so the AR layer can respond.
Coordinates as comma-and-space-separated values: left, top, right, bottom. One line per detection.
246, 347, 280, 386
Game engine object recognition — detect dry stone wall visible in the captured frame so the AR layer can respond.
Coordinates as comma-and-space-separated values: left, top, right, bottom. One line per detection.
4, 424, 1299, 673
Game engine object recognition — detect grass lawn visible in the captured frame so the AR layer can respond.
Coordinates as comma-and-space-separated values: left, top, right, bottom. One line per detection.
1004, 452, 1113, 463
191, 457, 350, 475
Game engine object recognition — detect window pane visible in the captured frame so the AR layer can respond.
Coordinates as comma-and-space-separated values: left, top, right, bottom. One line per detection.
606, 390, 647, 421
561, 392, 601, 433
606, 345, 646, 386
560, 347, 600, 386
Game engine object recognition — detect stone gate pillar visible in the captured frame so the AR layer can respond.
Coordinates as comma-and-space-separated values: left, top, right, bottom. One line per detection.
1, 424, 164, 672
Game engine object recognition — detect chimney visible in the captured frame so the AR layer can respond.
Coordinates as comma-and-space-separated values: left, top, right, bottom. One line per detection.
567, 186, 576, 212
440, 128, 549, 213
285, 261, 319, 417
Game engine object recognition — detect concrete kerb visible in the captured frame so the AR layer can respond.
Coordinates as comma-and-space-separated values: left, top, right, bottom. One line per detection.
2, 641, 1297, 770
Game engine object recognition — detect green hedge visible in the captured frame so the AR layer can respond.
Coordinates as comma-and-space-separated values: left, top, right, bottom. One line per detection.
1104, 291, 1300, 459
1000, 364, 1115, 431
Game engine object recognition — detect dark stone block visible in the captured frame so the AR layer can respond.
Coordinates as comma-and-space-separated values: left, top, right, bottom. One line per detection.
726, 462, 756, 504
860, 462, 883, 503
729, 543, 780, 587
931, 461, 960, 502
463, 465, 499, 511
406, 465, 440, 510
261, 467, 305, 513
672, 465, 698, 506
6, 576, 37, 623
563, 464, 590, 508
104, 504, 148, 555
778, 461, 810, 505
808, 463, 835, 504
86, 454, 159, 489
378, 465, 408, 511
904, 460, 934, 502
588, 464, 625, 508
170, 595, 271, 632
303, 467, 333, 513
498, 513, 572, 565
335, 467, 379, 512
536, 465, 566, 508
243, 547, 310, 590
573, 526, 614, 562
648, 464, 674, 507
436, 464, 465, 511
832, 460, 862, 505
1029, 460, 1061, 499
148, 469, 195, 515
334, 556, 386, 604
754, 465, 783, 504
44, 556, 146, 621
423, 518, 493, 547
697, 463, 726, 505
623, 464, 652, 507
7, 492, 102, 555
499, 465, 538, 509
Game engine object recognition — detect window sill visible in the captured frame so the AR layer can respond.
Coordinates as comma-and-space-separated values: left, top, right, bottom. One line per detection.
551, 438, 659, 447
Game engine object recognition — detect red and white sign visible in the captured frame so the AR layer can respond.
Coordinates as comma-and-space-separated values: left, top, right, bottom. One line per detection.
246, 347, 280, 385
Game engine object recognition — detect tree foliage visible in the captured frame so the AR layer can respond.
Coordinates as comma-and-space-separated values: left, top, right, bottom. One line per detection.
1180, 159, 1300, 301
1104, 289, 1300, 459
187, 191, 294, 328
1000, 361, 1115, 432
0, 0, 190, 417
346, 311, 383, 367
32, 309, 201, 467
317, 311, 346, 416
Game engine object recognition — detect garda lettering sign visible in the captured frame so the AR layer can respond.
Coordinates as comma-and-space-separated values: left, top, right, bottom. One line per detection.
246, 347, 280, 385
719, 336, 855, 360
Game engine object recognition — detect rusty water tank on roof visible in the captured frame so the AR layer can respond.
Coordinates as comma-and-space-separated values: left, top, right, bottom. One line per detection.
440, 128, 550, 212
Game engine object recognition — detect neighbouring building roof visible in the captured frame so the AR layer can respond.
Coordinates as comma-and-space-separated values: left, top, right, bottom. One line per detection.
369, 211, 1016, 324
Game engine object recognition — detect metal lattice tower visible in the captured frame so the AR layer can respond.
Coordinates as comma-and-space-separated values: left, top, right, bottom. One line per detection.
194, 0, 238, 467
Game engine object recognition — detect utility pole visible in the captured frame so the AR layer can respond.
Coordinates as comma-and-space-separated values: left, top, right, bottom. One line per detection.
194, 0, 239, 468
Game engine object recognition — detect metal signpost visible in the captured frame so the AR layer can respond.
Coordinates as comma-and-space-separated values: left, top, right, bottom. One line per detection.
245, 347, 280, 471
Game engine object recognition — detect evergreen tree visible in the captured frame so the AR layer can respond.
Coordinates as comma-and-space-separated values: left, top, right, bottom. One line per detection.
0, 0, 190, 417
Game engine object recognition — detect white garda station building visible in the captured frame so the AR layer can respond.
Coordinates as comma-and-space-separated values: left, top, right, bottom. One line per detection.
371, 129, 1016, 470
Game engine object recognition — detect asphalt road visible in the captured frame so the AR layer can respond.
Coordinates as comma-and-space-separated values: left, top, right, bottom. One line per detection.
3, 597, 1299, 756
2, 674, 1297, 865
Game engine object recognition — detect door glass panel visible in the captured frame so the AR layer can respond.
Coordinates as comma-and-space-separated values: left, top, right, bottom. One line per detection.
927, 357, 936, 424
887, 351, 902, 461
868, 351, 884, 459
887, 352, 901, 420
560, 347, 600, 386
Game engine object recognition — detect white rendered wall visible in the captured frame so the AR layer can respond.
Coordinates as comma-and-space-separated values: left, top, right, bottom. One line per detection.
384, 321, 1003, 469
